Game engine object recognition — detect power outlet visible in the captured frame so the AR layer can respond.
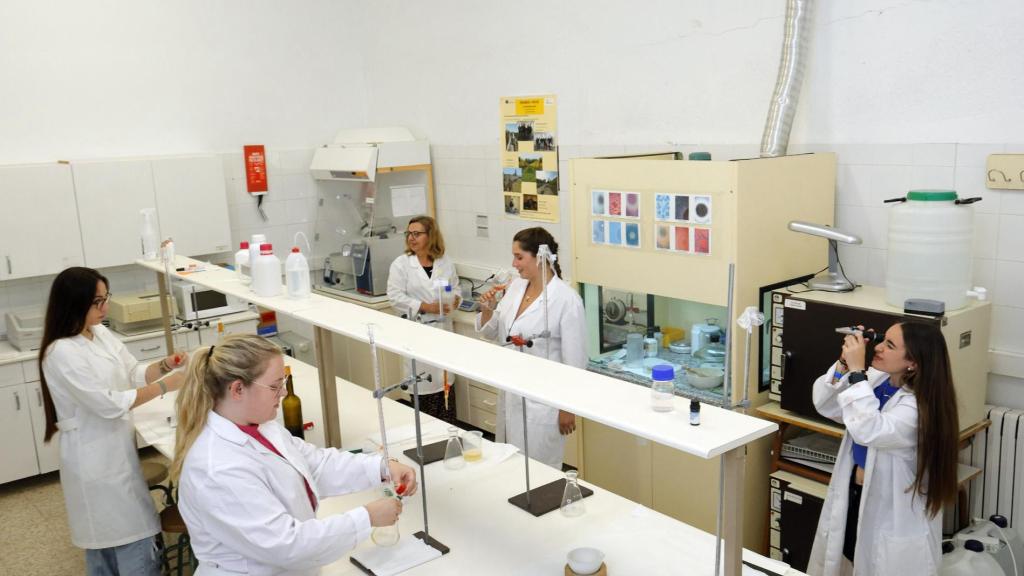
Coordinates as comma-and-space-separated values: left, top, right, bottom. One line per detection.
986, 154, 1024, 190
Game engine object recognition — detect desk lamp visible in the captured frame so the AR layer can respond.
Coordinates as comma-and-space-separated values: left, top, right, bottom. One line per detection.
788, 221, 862, 292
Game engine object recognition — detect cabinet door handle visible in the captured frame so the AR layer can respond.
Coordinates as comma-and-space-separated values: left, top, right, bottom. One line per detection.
140, 345, 161, 352
483, 419, 494, 428
14, 391, 21, 411
36, 388, 43, 407
5, 255, 11, 275
482, 399, 496, 407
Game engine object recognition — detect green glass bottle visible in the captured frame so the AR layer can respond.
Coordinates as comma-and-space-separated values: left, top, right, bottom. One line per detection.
282, 366, 304, 439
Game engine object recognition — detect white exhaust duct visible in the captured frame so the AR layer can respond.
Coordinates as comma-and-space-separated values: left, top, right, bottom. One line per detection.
760, 0, 814, 158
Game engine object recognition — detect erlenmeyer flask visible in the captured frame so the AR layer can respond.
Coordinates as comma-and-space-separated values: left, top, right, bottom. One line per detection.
370, 483, 400, 546
443, 426, 465, 470
560, 470, 585, 517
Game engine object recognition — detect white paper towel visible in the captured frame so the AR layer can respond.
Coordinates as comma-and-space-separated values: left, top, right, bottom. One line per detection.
350, 537, 441, 576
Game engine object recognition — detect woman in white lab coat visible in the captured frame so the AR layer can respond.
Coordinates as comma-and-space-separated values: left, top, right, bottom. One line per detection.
476, 227, 586, 469
808, 322, 959, 576
387, 215, 460, 422
172, 334, 417, 576
39, 267, 189, 576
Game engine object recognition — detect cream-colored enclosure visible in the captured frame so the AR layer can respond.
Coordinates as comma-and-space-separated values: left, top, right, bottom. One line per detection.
569, 153, 836, 550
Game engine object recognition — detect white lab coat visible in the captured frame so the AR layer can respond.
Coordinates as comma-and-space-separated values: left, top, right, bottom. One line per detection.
41, 324, 161, 549
807, 363, 941, 576
179, 410, 384, 576
475, 276, 587, 469
387, 253, 460, 394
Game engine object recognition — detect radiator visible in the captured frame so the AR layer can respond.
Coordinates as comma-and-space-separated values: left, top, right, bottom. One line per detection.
965, 405, 1024, 526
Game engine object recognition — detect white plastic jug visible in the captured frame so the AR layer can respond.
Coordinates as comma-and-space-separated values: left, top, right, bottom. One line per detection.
248, 233, 266, 283
886, 190, 977, 311
285, 247, 311, 299
955, 516, 1024, 576
941, 539, 1007, 576
235, 241, 251, 284
251, 243, 282, 297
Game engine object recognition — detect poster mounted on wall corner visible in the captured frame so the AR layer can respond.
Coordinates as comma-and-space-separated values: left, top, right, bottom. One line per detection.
500, 94, 558, 223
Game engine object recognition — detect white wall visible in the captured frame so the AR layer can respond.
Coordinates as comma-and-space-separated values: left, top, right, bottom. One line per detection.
1, 0, 1021, 404
0, 1, 369, 163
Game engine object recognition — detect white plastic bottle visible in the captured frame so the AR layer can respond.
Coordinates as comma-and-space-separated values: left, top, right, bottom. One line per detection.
140, 208, 159, 260
940, 539, 1006, 576
285, 247, 311, 299
249, 233, 266, 288
235, 241, 251, 284
251, 243, 282, 297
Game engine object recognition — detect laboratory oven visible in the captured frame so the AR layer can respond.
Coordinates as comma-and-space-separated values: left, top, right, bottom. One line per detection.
761, 284, 990, 431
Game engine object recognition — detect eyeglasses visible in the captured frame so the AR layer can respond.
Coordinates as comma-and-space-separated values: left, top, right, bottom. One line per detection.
92, 293, 113, 308
404, 231, 426, 240
251, 378, 287, 396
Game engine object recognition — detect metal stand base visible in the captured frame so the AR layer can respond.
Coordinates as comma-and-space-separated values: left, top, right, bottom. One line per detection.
348, 533, 450, 575
414, 531, 451, 555
508, 478, 594, 517
807, 271, 855, 292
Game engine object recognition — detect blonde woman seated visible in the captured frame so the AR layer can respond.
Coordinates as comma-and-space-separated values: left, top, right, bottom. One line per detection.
172, 335, 417, 576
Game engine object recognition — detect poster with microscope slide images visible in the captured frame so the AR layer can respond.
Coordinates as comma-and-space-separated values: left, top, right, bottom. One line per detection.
591, 219, 641, 249
501, 94, 559, 223
654, 192, 712, 254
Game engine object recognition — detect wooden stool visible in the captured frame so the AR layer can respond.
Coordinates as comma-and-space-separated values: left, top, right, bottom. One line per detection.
142, 461, 169, 487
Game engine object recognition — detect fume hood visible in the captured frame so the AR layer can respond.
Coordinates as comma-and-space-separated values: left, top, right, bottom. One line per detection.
310, 127, 430, 182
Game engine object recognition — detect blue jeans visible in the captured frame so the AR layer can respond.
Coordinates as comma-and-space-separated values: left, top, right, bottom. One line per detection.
85, 535, 161, 576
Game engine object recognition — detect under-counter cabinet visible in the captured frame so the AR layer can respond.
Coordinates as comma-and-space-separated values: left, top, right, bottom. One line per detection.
0, 381, 38, 484
0, 163, 85, 280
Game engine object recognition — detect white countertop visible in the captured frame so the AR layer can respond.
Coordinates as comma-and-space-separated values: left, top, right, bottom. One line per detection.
137, 256, 777, 460
0, 310, 259, 367
133, 355, 800, 576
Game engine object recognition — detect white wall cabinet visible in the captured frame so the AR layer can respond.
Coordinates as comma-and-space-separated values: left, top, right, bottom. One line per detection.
72, 159, 158, 269
152, 156, 232, 258
72, 155, 231, 269
0, 163, 84, 280
0, 382, 40, 484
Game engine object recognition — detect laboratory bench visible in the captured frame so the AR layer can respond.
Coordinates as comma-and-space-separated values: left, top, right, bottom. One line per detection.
135, 354, 804, 576
138, 255, 782, 576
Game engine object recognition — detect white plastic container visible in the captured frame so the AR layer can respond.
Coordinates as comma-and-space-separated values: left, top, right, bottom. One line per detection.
886, 190, 975, 311
248, 233, 266, 284
235, 241, 251, 284
650, 364, 675, 412
251, 243, 282, 297
940, 539, 1006, 576
140, 208, 159, 260
954, 515, 1023, 576
285, 247, 311, 299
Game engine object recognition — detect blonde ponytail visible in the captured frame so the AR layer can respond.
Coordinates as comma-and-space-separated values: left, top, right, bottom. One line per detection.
170, 334, 282, 480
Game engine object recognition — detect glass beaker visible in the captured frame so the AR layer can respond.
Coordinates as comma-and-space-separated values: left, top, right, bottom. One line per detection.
462, 430, 483, 462
560, 470, 586, 517
625, 333, 644, 366
443, 426, 465, 470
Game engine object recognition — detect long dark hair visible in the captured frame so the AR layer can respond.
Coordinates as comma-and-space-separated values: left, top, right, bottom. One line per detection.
899, 320, 959, 517
38, 267, 109, 442
512, 227, 562, 277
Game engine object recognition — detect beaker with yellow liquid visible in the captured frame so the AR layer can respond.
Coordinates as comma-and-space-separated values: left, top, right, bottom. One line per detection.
462, 430, 483, 462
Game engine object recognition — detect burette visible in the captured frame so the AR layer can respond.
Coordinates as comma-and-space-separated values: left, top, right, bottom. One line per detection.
367, 324, 395, 487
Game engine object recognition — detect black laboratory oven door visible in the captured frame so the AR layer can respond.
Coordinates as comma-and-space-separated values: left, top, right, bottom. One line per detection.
777, 296, 906, 419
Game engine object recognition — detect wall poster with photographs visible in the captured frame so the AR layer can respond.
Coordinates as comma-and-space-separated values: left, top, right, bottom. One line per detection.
501, 94, 559, 223
653, 192, 713, 255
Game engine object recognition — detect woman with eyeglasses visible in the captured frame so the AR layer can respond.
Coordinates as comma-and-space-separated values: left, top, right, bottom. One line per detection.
386, 215, 461, 422
172, 335, 417, 576
39, 267, 188, 575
